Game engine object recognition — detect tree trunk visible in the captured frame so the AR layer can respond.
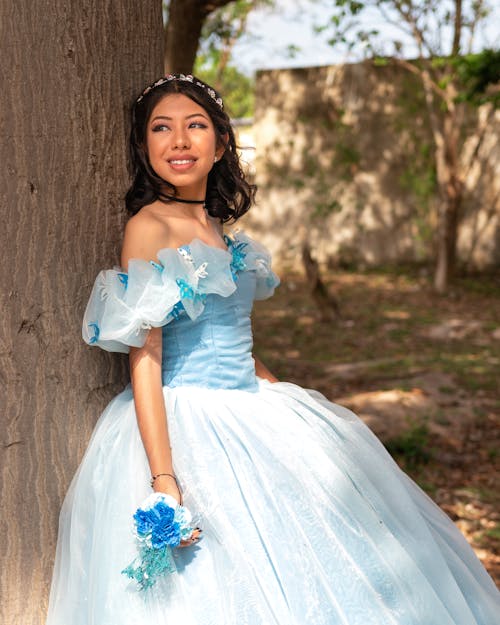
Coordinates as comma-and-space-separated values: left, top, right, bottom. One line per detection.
433, 111, 463, 293
0, 2, 164, 624
434, 183, 462, 293
299, 228, 341, 322
164, 0, 234, 73
214, 5, 253, 91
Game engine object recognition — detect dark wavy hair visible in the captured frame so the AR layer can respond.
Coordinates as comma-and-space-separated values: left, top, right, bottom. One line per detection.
125, 75, 255, 222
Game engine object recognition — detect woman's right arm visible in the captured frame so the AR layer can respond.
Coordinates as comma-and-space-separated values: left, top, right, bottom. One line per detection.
129, 328, 181, 502
121, 215, 180, 503
121, 215, 201, 545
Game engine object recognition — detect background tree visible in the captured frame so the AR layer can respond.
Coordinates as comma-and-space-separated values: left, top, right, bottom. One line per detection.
198, 0, 257, 90
194, 0, 270, 117
191, 0, 339, 309
164, 0, 236, 73
0, 2, 164, 623
164, 0, 273, 117
321, 0, 500, 292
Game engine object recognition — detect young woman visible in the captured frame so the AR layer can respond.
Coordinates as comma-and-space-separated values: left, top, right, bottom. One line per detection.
46, 74, 500, 625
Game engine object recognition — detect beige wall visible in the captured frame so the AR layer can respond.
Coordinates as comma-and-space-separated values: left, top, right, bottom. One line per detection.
243, 62, 499, 271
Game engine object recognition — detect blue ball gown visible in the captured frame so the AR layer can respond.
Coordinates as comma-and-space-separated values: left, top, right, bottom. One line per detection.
46, 230, 500, 625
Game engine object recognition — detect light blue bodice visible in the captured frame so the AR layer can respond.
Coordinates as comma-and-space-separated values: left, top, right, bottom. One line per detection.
82, 230, 280, 392
161, 270, 257, 391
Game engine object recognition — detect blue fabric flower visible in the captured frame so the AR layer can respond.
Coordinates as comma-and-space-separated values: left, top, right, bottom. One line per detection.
88, 323, 100, 344
151, 507, 181, 549
133, 501, 180, 548
122, 493, 196, 590
176, 278, 207, 304
149, 260, 164, 272
117, 272, 128, 288
224, 236, 248, 279
176, 277, 195, 299
133, 507, 157, 538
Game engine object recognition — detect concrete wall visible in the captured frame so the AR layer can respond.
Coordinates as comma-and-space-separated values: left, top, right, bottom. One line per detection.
242, 62, 500, 271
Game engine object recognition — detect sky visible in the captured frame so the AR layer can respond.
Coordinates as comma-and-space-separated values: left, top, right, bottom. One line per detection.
230, 0, 500, 75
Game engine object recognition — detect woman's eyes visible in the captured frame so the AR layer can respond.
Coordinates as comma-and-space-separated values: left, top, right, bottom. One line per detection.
151, 121, 208, 132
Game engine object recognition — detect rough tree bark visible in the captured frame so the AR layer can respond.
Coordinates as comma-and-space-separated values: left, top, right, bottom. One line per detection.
0, 2, 163, 624
164, 0, 234, 73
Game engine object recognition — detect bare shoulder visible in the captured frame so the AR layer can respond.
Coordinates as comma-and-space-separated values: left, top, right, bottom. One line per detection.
121, 207, 171, 269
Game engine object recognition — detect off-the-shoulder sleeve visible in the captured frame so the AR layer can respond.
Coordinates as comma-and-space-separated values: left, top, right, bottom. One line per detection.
229, 230, 280, 300
82, 231, 280, 353
82, 243, 236, 353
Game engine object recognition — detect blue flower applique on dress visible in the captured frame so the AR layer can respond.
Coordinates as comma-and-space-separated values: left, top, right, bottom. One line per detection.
117, 272, 128, 288
223, 234, 248, 280
87, 322, 100, 345
176, 278, 208, 304
149, 260, 164, 273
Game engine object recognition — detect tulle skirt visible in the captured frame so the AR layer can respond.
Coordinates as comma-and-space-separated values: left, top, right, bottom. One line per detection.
46, 379, 500, 625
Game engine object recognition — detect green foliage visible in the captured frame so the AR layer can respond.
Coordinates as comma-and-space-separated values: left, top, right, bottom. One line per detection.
194, 52, 255, 118
454, 49, 500, 106
194, 0, 273, 118
286, 44, 302, 59
484, 523, 500, 541
384, 421, 432, 470
334, 142, 361, 175
312, 197, 343, 220
201, 0, 256, 51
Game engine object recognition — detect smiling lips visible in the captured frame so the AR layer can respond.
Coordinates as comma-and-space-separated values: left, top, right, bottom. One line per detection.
167, 155, 198, 172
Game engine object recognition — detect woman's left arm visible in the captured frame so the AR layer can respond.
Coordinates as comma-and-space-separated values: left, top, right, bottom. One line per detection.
253, 354, 279, 383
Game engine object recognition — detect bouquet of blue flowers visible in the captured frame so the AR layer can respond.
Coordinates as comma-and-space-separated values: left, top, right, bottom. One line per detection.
122, 492, 196, 590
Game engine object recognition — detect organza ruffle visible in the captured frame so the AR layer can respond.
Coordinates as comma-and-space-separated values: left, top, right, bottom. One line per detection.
82, 230, 280, 353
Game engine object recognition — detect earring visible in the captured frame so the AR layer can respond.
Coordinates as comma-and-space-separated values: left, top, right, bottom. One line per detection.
214, 156, 218, 163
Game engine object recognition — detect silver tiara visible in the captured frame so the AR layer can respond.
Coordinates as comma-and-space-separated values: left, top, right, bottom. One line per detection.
136, 73, 224, 109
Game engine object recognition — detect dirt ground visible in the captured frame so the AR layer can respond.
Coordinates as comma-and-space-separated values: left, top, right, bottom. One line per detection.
253, 267, 500, 586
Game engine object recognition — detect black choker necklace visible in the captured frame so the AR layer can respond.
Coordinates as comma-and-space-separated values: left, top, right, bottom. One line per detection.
161, 193, 206, 205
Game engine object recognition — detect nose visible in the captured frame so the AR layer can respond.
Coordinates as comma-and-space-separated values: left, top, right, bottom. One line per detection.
172, 125, 190, 149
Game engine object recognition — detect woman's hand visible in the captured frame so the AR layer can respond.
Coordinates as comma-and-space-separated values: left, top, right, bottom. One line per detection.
179, 527, 202, 547
153, 474, 202, 547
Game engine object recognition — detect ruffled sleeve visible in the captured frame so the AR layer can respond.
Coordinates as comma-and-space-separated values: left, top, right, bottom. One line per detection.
82, 242, 236, 353
225, 230, 280, 300
81, 230, 280, 353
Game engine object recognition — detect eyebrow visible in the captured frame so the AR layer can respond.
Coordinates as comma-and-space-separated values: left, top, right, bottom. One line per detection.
150, 113, 210, 123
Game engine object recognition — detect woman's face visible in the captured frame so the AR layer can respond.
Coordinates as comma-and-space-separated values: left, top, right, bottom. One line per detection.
145, 93, 223, 199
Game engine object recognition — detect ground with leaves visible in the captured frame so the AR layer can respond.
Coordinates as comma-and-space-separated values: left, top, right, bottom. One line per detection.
253, 267, 500, 586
